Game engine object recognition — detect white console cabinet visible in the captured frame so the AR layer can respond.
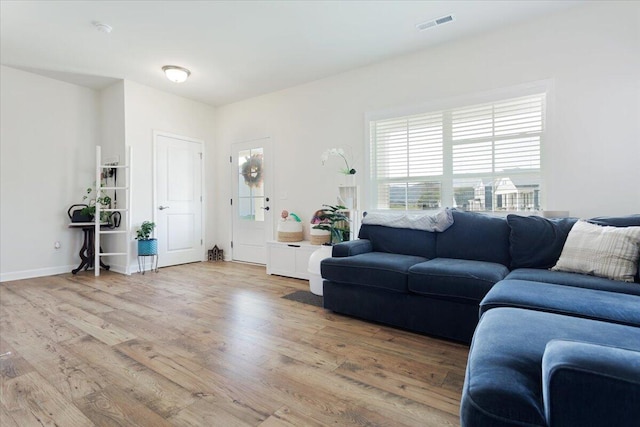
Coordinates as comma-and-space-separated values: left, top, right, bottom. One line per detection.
266, 240, 318, 280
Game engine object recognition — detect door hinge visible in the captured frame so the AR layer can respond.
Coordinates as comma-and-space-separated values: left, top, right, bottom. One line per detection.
230, 198, 233, 206
231, 241, 233, 248
201, 239, 203, 245
230, 156, 232, 163
200, 195, 203, 202
199, 152, 203, 159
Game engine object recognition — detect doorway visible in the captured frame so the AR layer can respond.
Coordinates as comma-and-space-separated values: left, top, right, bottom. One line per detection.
154, 131, 204, 267
231, 137, 273, 264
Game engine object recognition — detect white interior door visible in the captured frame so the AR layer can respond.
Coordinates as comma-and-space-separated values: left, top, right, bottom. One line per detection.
155, 132, 204, 267
232, 138, 273, 264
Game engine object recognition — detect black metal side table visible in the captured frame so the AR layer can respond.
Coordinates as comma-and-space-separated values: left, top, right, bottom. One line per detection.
69, 223, 110, 274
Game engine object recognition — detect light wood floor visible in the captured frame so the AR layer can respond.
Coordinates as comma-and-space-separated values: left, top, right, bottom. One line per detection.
0, 261, 468, 426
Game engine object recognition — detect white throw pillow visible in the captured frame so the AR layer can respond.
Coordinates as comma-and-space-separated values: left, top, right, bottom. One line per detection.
551, 220, 640, 282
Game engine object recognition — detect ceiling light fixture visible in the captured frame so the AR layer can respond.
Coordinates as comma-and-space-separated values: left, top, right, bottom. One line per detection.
162, 65, 191, 83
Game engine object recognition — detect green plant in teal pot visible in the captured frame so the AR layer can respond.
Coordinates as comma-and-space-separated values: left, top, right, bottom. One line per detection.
136, 221, 157, 255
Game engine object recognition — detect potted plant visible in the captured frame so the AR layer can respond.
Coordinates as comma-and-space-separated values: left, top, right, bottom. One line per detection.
135, 221, 157, 255
312, 204, 350, 245
80, 183, 112, 222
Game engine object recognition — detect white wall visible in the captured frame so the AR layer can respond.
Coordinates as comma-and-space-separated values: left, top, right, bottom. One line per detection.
122, 80, 217, 270
97, 81, 126, 270
0, 65, 98, 281
214, 1, 640, 256
2, 1, 638, 280
0, 73, 216, 280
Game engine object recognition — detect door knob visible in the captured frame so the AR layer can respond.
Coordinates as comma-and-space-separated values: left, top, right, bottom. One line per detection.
262, 206, 270, 211
158, 206, 170, 210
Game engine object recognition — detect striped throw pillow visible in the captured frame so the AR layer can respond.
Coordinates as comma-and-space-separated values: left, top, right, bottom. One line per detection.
552, 220, 640, 282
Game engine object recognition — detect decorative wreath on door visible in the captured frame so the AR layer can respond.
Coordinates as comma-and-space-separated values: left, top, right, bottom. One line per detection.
241, 154, 263, 188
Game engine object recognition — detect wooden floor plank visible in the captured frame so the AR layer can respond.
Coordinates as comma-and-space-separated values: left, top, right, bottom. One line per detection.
0, 261, 468, 426
76, 386, 174, 427
258, 405, 326, 427
51, 303, 136, 346
1, 371, 95, 426
63, 335, 197, 419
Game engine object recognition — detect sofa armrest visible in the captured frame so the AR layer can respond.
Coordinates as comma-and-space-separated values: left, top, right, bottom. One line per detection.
542, 339, 640, 427
331, 239, 373, 257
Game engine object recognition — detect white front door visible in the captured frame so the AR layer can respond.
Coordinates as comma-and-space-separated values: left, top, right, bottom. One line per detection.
154, 132, 204, 267
232, 138, 273, 264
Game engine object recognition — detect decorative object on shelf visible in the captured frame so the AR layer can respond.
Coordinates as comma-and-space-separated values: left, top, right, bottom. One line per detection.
321, 147, 356, 175
310, 209, 330, 245
309, 227, 331, 245
277, 209, 303, 242
68, 203, 93, 223
208, 245, 224, 261
311, 204, 350, 245
240, 153, 263, 188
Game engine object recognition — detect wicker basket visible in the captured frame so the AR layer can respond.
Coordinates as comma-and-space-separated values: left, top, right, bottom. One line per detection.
277, 220, 303, 242
277, 231, 303, 242
310, 228, 331, 245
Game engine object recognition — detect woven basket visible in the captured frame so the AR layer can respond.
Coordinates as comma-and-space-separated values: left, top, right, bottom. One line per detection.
277, 220, 303, 242
310, 230, 331, 245
277, 231, 303, 242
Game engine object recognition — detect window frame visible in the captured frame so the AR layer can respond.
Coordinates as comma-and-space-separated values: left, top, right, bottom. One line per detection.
365, 80, 551, 214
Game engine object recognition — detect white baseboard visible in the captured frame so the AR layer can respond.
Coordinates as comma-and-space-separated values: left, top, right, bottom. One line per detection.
129, 260, 157, 274
0, 265, 76, 283
106, 262, 130, 275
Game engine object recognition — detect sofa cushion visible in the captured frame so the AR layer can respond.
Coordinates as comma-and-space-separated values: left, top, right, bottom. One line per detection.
507, 214, 578, 269
321, 252, 427, 293
588, 214, 640, 282
541, 340, 640, 427
480, 279, 640, 327
460, 308, 640, 427
331, 239, 372, 257
551, 220, 640, 282
358, 224, 437, 259
505, 268, 640, 296
408, 258, 509, 303
436, 210, 510, 267
589, 214, 640, 227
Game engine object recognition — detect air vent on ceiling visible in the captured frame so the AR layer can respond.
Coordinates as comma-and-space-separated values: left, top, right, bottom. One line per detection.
416, 14, 454, 31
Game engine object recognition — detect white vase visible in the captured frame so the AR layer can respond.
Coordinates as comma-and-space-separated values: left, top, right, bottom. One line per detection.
308, 245, 333, 296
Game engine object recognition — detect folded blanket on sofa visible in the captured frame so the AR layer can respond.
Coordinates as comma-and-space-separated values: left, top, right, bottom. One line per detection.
362, 208, 454, 232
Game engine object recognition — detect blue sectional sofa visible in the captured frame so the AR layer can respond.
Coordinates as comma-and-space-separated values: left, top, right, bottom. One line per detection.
460, 215, 640, 427
322, 210, 512, 343
320, 210, 640, 426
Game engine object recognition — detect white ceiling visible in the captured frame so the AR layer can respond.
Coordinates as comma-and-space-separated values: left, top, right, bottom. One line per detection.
1, 1, 582, 107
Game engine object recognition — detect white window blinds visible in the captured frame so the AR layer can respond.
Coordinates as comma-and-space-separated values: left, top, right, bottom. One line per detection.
370, 93, 545, 212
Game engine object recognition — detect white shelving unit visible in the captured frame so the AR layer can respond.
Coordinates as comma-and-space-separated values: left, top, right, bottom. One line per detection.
338, 185, 360, 241
94, 146, 131, 276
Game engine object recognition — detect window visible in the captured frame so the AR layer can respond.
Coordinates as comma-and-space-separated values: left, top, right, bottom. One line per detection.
369, 93, 545, 212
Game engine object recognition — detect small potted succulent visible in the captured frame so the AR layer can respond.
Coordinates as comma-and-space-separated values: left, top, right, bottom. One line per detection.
135, 221, 157, 255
